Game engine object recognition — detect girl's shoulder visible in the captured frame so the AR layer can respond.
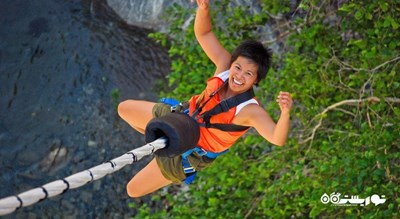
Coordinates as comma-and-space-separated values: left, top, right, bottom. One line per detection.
235, 98, 259, 116
215, 70, 230, 81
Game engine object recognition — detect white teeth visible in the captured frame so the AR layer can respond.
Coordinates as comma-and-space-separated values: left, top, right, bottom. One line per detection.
233, 78, 243, 85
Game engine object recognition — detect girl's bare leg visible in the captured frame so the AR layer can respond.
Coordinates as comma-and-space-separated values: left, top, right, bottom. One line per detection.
118, 100, 172, 197
117, 100, 156, 134
126, 158, 172, 197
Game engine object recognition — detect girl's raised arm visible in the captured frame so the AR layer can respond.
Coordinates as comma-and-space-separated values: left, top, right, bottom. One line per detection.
195, 0, 231, 74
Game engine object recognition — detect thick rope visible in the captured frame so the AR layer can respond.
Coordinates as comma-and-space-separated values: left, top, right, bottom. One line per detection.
0, 138, 167, 216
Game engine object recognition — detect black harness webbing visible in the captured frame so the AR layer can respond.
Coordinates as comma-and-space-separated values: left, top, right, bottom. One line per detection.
179, 79, 255, 184
193, 80, 255, 132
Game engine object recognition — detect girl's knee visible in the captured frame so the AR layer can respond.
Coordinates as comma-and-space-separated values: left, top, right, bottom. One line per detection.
125, 159, 172, 198
117, 100, 135, 118
126, 181, 144, 198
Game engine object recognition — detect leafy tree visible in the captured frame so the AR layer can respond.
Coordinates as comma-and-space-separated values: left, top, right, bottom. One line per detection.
136, 0, 399, 218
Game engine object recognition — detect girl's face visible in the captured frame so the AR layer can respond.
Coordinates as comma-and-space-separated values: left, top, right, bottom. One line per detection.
228, 56, 258, 94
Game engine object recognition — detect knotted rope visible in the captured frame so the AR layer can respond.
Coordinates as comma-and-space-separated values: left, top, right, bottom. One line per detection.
0, 138, 167, 216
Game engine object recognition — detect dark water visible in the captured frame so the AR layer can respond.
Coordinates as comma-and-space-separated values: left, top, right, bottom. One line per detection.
0, 0, 170, 218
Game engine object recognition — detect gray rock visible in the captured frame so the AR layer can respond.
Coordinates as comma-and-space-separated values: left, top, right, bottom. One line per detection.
0, 0, 170, 218
106, 0, 192, 31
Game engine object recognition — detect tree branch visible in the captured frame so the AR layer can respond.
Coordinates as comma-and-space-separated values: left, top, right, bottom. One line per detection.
301, 96, 400, 148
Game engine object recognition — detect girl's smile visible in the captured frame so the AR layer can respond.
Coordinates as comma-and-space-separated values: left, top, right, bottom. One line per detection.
228, 56, 258, 93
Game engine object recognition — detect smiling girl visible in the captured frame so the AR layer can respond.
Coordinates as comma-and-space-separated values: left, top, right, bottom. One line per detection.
118, 0, 293, 197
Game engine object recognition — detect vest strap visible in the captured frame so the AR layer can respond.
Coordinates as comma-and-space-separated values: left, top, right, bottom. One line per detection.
201, 88, 254, 119
199, 88, 254, 132
181, 147, 229, 184
199, 122, 250, 132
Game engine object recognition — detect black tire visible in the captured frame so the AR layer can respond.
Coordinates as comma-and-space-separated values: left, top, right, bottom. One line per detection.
145, 113, 200, 158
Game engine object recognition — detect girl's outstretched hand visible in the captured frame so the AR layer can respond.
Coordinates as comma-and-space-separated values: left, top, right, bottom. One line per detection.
196, 0, 209, 10
276, 91, 293, 113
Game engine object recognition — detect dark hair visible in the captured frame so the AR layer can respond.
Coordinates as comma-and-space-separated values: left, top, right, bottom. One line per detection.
230, 40, 272, 85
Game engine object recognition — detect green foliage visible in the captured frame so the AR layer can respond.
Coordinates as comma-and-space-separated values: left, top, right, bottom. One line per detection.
110, 88, 120, 109
137, 0, 400, 218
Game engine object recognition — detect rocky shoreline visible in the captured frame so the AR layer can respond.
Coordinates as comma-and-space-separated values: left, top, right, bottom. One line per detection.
0, 0, 170, 218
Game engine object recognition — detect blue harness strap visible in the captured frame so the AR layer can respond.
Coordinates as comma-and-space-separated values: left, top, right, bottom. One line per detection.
160, 97, 189, 114
160, 97, 180, 106
158, 97, 230, 184
181, 147, 228, 185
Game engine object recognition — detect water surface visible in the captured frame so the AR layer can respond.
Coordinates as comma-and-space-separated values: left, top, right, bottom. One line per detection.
0, 0, 170, 217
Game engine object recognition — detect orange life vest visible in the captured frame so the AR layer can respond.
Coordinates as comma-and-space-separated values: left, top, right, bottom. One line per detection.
188, 71, 258, 152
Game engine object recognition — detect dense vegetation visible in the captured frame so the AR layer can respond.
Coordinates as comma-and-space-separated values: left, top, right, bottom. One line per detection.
133, 0, 399, 218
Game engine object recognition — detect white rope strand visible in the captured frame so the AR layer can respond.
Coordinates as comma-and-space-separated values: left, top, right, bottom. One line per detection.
0, 138, 167, 216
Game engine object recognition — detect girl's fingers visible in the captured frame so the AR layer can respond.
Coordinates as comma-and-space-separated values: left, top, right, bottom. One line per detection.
196, 0, 209, 8
276, 91, 293, 110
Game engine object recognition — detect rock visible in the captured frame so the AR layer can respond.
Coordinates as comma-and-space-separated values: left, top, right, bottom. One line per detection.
106, 0, 266, 31
106, 0, 192, 31
1, 1, 170, 217
38, 145, 69, 173
88, 140, 97, 147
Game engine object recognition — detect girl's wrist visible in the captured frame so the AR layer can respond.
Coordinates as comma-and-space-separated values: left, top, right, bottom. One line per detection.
280, 110, 291, 117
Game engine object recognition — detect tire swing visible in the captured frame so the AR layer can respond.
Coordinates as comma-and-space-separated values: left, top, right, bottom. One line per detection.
145, 113, 200, 158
